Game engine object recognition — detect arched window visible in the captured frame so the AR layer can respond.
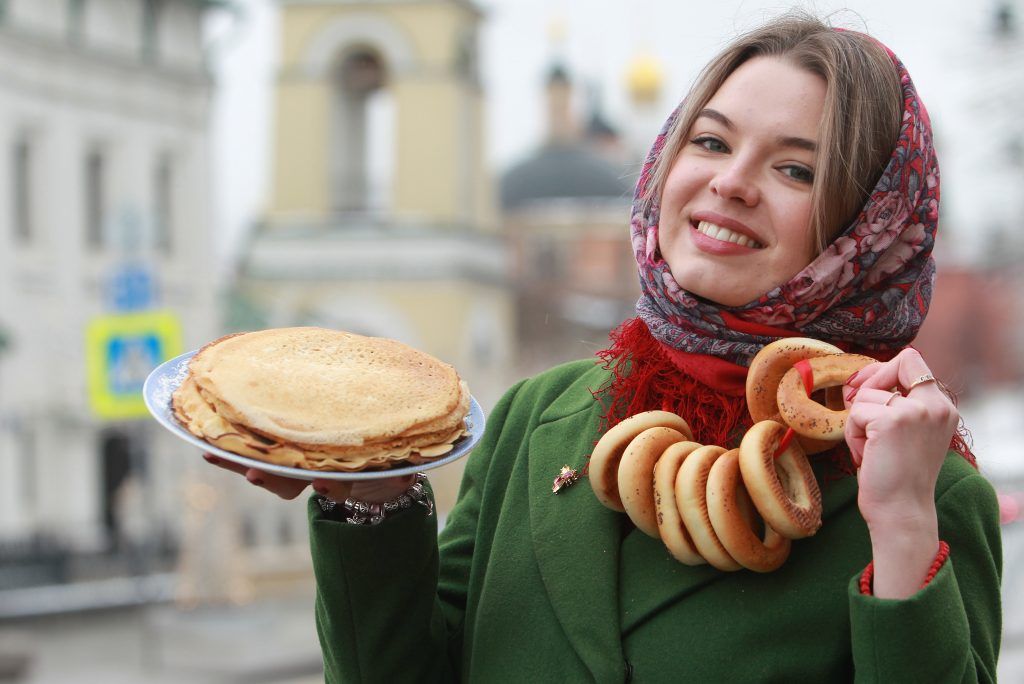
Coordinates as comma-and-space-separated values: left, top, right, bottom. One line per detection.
330, 48, 393, 214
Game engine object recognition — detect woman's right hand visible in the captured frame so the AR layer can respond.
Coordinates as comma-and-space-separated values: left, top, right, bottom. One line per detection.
201, 453, 415, 504
202, 453, 311, 499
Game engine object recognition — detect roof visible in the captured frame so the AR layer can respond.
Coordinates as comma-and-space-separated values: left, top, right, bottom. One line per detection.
500, 143, 631, 210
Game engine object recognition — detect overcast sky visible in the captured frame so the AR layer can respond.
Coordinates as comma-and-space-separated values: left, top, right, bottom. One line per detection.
205, 0, 1015, 263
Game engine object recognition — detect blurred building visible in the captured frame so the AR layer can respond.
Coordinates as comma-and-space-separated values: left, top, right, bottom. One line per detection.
913, 6, 1024, 670
915, 2, 1024, 397
915, 267, 1024, 398
230, 0, 513, 514
0, 0, 219, 602
501, 57, 656, 375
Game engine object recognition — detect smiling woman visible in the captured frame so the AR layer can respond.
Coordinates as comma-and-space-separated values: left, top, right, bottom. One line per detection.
657, 56, 826, 306
644, 22, 903, 258
205, 12, 1001, 683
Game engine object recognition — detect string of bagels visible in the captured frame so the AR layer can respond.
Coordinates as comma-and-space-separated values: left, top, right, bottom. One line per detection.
588, 337, 877, 573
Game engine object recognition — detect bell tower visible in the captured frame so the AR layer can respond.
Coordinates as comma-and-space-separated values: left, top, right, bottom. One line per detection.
269, 0, 492, 228
233, 1, 513, 517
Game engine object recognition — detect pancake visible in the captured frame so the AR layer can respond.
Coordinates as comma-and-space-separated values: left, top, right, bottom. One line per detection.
174, 375, 469, 470
172, 328, 471, 471
189, 328, 464, 446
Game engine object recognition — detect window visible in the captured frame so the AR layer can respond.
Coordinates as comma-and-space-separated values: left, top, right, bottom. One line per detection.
18, 426, 36, 512
86, 148, 106, 249
154, 152, 173, 252
331, 49, 393, 213
142, 0, 161, 63
67, 0, 85, 44
12, 134, 31, 244
365, 89, 394, 213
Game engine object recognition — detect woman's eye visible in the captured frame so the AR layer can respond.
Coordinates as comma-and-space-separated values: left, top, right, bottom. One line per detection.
691, 136, 729, 153
781, 165, 814, 184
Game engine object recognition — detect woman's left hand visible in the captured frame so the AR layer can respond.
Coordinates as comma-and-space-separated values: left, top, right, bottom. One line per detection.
843, 348, 957, 528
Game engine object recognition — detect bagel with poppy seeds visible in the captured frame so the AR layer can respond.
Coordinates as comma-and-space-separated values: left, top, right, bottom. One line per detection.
776, 354, 876, 441
739, 420, 822, 539
654, 441, 706, 565
618, 426, 688, 538
590, 411, 693, 512
706, 448, 791, 572
746, 337, 846, 455
675, 444, 741, 572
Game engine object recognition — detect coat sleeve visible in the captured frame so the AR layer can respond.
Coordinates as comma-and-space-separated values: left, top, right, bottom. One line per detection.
307, 378, 528, 684
848, 466, 1003, 684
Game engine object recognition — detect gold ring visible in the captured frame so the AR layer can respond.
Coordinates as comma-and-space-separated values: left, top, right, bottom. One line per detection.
909, 373, 936, 390
883, 391, 900, 407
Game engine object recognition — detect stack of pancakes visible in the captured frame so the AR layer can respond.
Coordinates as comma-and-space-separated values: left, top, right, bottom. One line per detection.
171, 328, 470, 471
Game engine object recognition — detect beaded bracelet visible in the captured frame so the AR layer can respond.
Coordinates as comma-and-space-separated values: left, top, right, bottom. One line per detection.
317, 472, 433, 525
859, 540, 951, 596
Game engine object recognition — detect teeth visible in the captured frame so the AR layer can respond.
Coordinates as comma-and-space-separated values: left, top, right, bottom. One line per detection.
696, 221, 762, 248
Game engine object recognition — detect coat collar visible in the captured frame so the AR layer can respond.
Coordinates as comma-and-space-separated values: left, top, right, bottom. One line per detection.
528, 405, 626, 680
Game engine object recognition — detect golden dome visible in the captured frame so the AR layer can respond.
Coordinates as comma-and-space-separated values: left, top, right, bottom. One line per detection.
626, 53, 663, 104
547, 16, 568, 46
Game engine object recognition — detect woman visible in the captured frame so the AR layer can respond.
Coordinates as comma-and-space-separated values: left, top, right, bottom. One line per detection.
206, 15, 1001, 682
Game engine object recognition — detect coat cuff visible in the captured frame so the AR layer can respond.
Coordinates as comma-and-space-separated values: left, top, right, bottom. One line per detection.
848, 548, 971, 682
307, 487, 438, 564
307, 489, 446, 682
858, 540, 951, 595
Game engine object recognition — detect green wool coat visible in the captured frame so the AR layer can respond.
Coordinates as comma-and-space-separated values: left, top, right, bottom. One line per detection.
308, 359, 1002, 683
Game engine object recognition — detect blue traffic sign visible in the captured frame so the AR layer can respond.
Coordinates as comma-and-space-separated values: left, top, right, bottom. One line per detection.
108, 264, 156, 311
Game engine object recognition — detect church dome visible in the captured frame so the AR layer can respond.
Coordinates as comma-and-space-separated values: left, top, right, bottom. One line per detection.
626, 53, 664, 104
499, 142, 632, 210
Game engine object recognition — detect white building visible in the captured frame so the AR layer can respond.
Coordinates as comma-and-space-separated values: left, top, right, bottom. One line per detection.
0, 0, 219, 574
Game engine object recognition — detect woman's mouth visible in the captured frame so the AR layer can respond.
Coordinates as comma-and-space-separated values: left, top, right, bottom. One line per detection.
694, 220, 764, 249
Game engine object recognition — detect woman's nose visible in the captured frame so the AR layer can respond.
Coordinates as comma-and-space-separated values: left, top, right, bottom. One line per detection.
709, 161, 760, 206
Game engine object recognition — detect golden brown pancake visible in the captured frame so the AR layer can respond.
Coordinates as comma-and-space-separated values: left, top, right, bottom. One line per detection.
172, 328, 471, 471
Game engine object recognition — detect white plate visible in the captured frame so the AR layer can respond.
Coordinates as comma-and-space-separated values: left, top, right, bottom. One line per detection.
143, 349, 486, 481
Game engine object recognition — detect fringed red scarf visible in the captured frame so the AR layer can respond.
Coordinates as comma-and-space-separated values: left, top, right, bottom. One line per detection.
595, 317, 750, 448
594, 318, 975, 477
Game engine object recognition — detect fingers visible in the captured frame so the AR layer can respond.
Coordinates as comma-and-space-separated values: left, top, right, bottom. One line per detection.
203, 452, 249, 476
850, 349, 945, 400
246, 468, 310, 500
851, 387, 903, 407
202, 453, 309, 500
319, 475, 416, 504
845, 361, 884, 389
199, 453, 419, 503
844, 402, 888, 467
311, 478, 355, 502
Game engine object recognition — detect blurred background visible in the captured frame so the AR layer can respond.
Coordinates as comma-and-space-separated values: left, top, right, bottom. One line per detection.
1, 0, 1022, 681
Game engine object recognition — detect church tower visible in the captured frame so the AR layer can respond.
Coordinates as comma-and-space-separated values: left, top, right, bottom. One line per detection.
233, 1, 513, 512
268, 0, 493, 226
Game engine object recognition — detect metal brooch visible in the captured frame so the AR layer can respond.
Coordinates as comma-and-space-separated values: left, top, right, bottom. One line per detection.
552, 465, 580, 494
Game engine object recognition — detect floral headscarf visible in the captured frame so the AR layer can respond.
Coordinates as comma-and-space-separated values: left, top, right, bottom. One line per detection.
633, 41, 938, 366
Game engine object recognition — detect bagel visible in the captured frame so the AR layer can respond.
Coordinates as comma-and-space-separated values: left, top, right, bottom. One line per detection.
653, 441, 706, 565
675, 445, 741, 572
590, 411, 693, 512
619, 427, 688, 537
777, 354, 876, 441
746, 337, 846, 454
706, 448, 791, 572
738, 420, 822, 539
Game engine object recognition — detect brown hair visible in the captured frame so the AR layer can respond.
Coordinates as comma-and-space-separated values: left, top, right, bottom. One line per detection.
643, 14, 902, 254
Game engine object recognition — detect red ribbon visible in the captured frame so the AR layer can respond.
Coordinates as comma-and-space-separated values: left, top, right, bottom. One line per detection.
775, 360, 812, 460
794, 359, 815, 397
774, 427, 796, 459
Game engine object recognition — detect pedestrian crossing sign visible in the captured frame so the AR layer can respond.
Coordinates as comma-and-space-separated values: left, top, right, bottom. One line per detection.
86, 311, 182, 419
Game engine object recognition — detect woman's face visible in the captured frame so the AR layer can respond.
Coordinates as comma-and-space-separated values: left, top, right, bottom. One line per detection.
658, 56, 826, 306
